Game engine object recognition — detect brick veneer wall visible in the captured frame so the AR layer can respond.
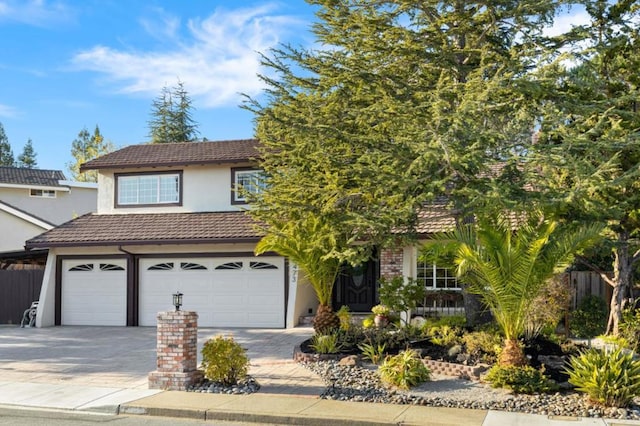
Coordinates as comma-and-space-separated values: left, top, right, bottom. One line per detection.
148, 310, 204, 390
380, 247, 404, 279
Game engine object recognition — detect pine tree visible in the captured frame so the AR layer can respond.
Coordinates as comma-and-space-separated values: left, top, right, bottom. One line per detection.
148, 80, 199, 143
17, 138, 37, 169
67, 125, 114, 182
0, 122, 15, 167
531, 0, 640, 335
245, 0, 559, 264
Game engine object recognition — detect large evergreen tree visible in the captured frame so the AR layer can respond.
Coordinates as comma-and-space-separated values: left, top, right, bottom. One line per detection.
531, 0, 640, 335
68, 125, 113, 182
0, 122, 15, 167
148, 80, 200, 143
17, 138, 37, 169
245, 0, 560, 318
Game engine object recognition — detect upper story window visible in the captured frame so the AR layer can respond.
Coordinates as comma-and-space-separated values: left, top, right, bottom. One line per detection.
115, 171, 182, 207
231, 167, 265, 204
30, 189, 56, 198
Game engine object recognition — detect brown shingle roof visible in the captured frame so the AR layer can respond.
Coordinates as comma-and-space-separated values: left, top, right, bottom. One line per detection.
0, 166, 66, 187
25, 211, 263, 248
80, 139, 260, 171
415, 200, 458, 234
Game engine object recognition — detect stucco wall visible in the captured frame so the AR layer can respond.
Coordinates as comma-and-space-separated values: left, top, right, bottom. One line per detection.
96, 163, 252, 214
0, 210, 48, 252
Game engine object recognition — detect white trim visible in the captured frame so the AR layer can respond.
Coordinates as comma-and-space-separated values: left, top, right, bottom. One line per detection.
0, 182, 70, 192
0, 202, 53, 230
58, 180, 98, 189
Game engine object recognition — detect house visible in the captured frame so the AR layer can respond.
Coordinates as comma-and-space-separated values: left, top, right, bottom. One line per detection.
0, 166, 97, 259
26, 139, 462, 328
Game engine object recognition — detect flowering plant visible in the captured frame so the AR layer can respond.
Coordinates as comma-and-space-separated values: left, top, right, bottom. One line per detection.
371, 304, 390, 316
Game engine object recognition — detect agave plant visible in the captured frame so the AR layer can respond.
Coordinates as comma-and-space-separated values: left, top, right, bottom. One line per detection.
427, 212, 601, 366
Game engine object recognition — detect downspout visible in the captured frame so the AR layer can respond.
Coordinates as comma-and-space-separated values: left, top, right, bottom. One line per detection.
118, 246, 138, 326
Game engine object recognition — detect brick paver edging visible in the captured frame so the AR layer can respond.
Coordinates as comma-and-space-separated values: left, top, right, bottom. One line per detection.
293, 345, 488, 380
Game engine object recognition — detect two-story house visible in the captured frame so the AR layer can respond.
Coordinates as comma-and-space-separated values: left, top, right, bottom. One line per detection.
26, 139, 464, 328
26, 140, 324, 328
0, 166, 97, 256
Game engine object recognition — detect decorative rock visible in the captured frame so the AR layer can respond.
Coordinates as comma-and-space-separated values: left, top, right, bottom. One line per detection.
339, 355, 360, 367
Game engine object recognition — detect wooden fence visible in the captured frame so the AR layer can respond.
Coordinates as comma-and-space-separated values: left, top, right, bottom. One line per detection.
0, 269, 44, 325
567, 271, 611, 311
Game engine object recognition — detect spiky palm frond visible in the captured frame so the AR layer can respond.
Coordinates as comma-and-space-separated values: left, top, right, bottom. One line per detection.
255, 216, 341, 305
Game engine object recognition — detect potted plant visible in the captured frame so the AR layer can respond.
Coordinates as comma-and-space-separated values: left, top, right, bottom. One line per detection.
371, 304, 390, 327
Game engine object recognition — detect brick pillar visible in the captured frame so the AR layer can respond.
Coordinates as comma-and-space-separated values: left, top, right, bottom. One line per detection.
380, 247, 404, 279
148, 310, 204, 390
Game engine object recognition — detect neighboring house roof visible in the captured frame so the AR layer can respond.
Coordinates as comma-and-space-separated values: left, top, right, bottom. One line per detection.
0, 200, 56, 229
0, 167, 66, 188
25, 211, 263, 248
80, 139, 260, 171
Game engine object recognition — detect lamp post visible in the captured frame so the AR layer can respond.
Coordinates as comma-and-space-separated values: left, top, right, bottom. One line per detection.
173, 291, 183, 311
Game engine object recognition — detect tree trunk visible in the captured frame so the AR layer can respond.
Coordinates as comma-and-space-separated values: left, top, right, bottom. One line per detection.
499, 338, 527, 367
462, 286, 493, 327
606, 231, 632, 335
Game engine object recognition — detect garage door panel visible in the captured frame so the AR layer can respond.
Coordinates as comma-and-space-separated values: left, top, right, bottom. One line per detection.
61, 259, 127, 326
139, 256, 284, 327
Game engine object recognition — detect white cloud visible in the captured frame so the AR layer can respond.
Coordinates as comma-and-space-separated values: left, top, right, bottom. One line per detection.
0, 103, 19, 118
0, 0, 74, 27
544, 6, 591, 37
71, 4, 305, 108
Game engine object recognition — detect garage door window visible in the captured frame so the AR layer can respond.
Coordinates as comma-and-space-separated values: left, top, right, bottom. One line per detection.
215, 262, 243, 270
250, 261, 278, 270
69, 264, 93, 271
148, 262, 174, 271
181, 262, 207, 270
100, 263, 125, 271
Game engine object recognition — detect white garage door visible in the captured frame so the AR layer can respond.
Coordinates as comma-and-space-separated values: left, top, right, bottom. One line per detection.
139, 256, 285, 328
61, 259, 127, 326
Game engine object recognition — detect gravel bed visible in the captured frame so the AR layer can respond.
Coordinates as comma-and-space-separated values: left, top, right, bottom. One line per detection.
302, 360, 640, 421
186, 375, 260, 395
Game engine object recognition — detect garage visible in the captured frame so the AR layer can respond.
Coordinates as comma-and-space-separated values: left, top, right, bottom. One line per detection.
138, 256, 285, 328
61, 259, 127, 326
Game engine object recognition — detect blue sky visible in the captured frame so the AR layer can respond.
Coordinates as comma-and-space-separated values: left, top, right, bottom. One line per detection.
0, 0, 315, 171
0, 1, 588, 173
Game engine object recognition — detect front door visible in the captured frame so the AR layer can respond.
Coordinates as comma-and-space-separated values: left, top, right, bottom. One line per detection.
332, 256, 379, 312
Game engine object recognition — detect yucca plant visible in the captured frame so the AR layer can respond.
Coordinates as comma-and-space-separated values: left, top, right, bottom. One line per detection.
358, 342, 387, 364
309, 332, 343, 354
427, 212, 601, 366
565, 347, 640, 407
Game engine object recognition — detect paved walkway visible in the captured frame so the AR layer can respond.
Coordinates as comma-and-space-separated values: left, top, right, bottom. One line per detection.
0, 326, 638, 425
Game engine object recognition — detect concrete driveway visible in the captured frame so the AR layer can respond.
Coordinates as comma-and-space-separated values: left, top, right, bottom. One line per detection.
0, 326, 323, 396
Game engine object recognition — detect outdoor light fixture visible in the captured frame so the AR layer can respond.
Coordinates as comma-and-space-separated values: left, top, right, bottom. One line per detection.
173, 291, 183, 311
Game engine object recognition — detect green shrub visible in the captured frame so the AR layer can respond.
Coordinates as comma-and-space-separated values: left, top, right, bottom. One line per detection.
379, 349, 430, 389
426, 325, 463, 347
565, 347, 640, 407
524, 275, 570, 339
485, 365, 558, 394
201, 335, 249, 386
336, 305, 352, 331
619, 307, 640, 351
310, 332, 343, 354
570, 295, 607, 340
359, 342, 387, 364
423, 315, 467, 330
462, 331, 503, 363
378, 276, 425, 324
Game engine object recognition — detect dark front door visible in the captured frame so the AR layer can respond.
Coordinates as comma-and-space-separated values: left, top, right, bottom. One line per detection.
332, 256, 380, 312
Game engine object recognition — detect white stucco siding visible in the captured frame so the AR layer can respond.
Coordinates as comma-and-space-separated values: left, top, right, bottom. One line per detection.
97, 164, 248, 214
0, 209, 49, 252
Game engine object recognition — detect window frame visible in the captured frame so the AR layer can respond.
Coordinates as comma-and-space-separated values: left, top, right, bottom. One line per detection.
30, 189, 56, 198
114, 170, 183, 208
231, 167, 265, 205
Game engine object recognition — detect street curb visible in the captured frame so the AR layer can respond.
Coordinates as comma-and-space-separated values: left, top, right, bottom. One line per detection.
120, 404, 416, 426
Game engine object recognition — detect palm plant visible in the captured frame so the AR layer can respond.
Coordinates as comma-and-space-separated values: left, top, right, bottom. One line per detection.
428, 213, 601, 366
255, 216, 342, 334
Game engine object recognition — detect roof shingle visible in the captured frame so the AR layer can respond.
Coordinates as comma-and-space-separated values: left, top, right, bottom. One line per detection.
25, 211, 263, 248
80, 139, 260, 171
0, 167, 66, 187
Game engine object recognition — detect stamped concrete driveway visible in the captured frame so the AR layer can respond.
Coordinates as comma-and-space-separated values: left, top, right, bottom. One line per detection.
0, 326, 323, 396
